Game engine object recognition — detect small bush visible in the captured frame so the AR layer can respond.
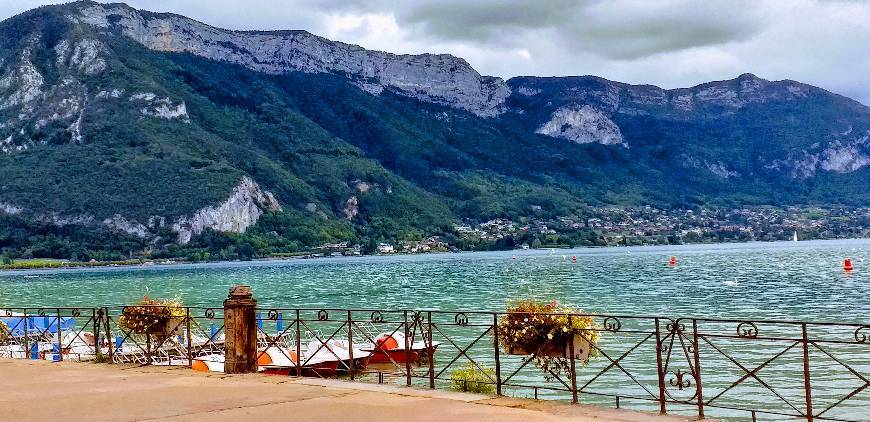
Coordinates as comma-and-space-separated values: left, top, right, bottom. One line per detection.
449, 363, 496, 394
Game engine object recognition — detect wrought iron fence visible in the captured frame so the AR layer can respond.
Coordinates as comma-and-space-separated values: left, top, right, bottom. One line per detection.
2, 305, 868, 421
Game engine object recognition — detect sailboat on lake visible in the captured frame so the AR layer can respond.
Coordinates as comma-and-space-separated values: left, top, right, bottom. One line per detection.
793, 231, 799, 242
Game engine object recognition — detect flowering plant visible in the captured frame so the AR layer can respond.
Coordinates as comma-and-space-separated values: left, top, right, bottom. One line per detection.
497, 299, 600, 377
119, 296, 185, 342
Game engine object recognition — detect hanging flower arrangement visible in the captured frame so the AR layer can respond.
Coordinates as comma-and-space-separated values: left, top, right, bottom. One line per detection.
498, 299, 600, 377
119, 296, 185, 342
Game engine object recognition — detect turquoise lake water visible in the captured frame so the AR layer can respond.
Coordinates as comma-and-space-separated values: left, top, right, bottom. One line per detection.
2, 239, 868, 420
1, 239, 868, 321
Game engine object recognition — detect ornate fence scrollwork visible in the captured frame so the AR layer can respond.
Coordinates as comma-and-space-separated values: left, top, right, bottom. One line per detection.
603, 316, 621, 332
854, 326, 870, 343
736, 321, 759, 338
267, 309, 279, 320
317, 309, 329, 321
454, 312, 468, 326
370, 311, 384, 323
203, 308, 216, 319
668, 368, 693, 391
666, 322, 685, 334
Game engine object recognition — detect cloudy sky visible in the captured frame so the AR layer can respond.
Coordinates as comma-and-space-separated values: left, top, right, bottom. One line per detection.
3, 0, 870, 104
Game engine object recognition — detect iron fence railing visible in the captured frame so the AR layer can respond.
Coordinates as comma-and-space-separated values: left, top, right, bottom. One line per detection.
2, 305, 868, 421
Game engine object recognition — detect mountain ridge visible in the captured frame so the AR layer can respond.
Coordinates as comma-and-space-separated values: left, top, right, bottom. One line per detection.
1, 1, 870, 260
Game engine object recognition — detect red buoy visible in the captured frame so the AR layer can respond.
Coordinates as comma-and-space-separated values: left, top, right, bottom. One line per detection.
844, 258, 854, 271
669, 256, 677, 267
571, 255, 577, 262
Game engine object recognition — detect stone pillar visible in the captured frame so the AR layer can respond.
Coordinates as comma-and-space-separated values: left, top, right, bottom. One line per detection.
223, 285, 257, 374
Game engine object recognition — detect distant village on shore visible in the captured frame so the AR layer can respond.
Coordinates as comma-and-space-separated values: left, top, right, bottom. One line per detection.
310, 206, 870, 257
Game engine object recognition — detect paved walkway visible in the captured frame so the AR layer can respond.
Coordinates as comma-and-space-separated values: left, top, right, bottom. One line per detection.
0, 359, 697, 421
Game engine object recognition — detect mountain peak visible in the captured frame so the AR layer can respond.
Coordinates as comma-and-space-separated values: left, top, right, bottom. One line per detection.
54, 1, 511, 117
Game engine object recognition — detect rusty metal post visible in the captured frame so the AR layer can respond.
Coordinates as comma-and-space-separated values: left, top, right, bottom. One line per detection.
691, 319, 704, 420
56, 308, 63, 362
23, 309, 29, 361
347, 310, 355, 380
492, 313, 502, 396
103, 308, 114, 363
568, 315, 578, 404
404, 310, 412, 386
654, 318, 667, 414
295, 309, 302, 377
802, 323, 814, 421
92, 308, 101, 360
223, 285, 257, 374
186, 308, 193, 367
146, 332, 153, 365
428, 312, 436, 389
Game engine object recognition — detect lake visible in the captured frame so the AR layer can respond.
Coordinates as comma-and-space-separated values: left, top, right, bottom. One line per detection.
2, 239, 868, 421
1, 239, 867, 321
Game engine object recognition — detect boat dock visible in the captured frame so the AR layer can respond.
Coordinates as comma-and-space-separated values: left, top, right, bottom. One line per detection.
0, 359, 693, 422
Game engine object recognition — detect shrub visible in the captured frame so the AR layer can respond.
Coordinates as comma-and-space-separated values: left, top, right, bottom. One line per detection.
0, 319, 8, 343
449, 363, 496, 394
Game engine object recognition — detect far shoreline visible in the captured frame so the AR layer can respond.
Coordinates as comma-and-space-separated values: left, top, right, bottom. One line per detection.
2, 236, 868, 275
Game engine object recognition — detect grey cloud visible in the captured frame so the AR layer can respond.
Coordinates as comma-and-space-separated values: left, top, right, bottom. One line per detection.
366, 0, 765, 59
401, 0, 581, 43
562, 1, 764, 60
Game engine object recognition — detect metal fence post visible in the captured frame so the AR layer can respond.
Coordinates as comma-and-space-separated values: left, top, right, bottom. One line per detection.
568, 315, 578, 404
56, 308, 63, 362
146, 332, 152, 365
295, 309, 302, 378
802, 323, 814, 421
654, 318, 667, 415
92, 308, 101, 360
347, 310, 355, 380
186, 307, 192, 367
404, 310, 412, 387
104, 308, 114, 363
492, 313, 502, 396
23, 308, 29, 361
691, 319, 704, 420
428, 312, 436, 389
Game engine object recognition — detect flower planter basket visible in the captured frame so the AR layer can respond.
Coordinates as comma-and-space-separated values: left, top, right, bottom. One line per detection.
497, 299, 601, 376
505, 334, 592, 362
119, 297, 185, 343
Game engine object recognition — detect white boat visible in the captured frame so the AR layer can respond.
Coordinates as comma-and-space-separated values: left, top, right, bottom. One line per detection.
793, 231, 799, 242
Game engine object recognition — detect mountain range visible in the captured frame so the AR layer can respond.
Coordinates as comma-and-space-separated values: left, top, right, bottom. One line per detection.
2, 1, 870, 259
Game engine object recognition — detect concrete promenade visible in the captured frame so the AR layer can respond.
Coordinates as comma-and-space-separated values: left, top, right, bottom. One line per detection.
0, 359, 699, 421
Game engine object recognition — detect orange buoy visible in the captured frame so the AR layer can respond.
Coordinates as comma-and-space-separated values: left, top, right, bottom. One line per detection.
669, 256, 677, 267
844, 258, 854, 271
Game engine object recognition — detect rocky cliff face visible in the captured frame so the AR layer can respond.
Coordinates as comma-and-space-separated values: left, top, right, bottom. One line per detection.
172, 177, 281, 244
69, 2, 509, 117
0, 176, 281, 244
508, 73, 820, 119
535, 105, 625, 146
0, 34, 105, 151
